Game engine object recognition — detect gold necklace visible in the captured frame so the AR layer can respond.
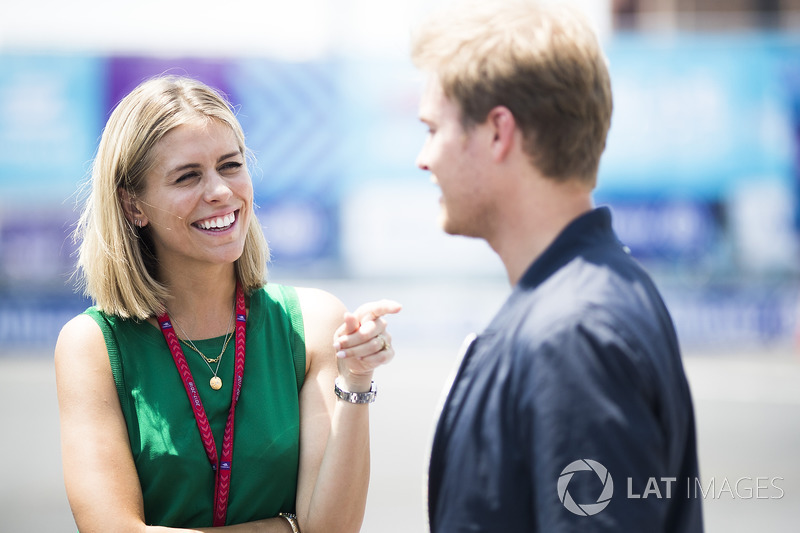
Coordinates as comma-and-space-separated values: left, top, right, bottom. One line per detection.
171, 302, 235, 391
180, 333, 233, 364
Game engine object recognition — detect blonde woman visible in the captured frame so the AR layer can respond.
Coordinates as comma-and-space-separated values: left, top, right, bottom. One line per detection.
55, 75, 400, 532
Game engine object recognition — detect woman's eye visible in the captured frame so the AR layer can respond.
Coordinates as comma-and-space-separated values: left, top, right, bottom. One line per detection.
220, 161, 243, 172
176, 171, 199, 183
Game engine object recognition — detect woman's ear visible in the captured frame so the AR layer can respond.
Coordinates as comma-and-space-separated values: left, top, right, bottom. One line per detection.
118, 188, 148, 228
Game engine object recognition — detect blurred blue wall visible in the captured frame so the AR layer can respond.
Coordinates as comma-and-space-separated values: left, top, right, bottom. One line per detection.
1, 32, 799, 351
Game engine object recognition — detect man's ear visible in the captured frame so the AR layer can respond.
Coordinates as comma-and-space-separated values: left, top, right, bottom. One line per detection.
487, 106, 517, 162
118, 188, 148, 228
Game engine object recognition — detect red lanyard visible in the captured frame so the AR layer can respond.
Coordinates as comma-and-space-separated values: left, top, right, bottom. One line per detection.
157, 282, 247, 527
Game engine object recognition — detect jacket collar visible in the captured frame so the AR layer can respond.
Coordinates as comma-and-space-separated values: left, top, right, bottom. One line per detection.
516, 206, 619, 292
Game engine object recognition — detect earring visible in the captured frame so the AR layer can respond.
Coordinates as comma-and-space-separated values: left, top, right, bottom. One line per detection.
134, 219, 141, 228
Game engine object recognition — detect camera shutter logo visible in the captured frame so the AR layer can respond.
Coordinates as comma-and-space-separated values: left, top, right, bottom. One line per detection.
557, 459, 614, 516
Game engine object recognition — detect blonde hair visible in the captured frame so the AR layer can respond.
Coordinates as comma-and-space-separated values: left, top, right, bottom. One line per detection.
74, 75, 269, 319
411, 0, 612, 184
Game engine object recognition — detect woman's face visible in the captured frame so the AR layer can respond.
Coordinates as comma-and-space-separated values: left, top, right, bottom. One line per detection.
133, 119, 253, 277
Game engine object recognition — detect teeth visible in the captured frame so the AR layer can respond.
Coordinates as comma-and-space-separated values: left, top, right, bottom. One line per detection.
197, 212, 235, 230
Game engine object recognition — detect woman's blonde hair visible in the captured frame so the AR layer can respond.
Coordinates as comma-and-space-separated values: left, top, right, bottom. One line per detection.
411, 0, 613, 184
74, 75, 269, 319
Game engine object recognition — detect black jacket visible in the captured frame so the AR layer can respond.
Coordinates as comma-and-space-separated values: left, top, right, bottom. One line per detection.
428, 207, 703, 532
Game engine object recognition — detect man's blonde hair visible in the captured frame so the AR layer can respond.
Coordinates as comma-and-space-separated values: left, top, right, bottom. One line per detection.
74, 76, 269, 319
411, 0, 612, 184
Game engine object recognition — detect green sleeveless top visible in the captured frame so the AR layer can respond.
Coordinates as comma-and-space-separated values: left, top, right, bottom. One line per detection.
84, 284, 305, 528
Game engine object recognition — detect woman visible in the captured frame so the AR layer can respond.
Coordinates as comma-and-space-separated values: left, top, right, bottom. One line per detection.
55, 75, 401, 532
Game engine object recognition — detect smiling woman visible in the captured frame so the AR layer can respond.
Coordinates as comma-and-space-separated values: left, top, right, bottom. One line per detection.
119, 119, 254, 284
55, 75, 401, 533
76, 77, 265, 321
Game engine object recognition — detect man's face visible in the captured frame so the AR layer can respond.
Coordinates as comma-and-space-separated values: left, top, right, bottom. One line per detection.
416, 75, 494, 239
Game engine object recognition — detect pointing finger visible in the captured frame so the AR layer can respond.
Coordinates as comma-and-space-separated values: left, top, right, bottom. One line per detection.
352, 300, 402, 324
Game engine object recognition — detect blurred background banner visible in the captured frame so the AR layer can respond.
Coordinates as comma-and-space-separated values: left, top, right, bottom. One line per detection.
2, 31, 799, 351
0, 54, 104, 204
599, 34, 799, 200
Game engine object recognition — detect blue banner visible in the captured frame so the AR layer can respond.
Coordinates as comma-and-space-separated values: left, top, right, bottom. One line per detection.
0, 54, 104, 204
598, 34, 799, 200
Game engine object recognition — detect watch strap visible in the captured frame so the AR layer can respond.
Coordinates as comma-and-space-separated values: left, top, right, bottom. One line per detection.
334, 379, 377, 404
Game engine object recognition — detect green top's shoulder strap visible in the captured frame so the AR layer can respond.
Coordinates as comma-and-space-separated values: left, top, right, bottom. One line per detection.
264, 284, 306, 393
82, 307, 129, 416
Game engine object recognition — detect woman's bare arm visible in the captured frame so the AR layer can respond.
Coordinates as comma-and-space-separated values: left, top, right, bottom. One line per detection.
294, 288, 401, 533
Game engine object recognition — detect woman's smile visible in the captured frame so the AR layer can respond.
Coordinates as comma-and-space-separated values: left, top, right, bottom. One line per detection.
193, 209, 239, 232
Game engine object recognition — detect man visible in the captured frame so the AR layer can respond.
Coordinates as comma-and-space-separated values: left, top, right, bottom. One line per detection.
412, 1, 703, 531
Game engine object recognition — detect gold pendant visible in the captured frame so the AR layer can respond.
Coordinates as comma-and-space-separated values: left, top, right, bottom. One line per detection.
210, 376, 223, 390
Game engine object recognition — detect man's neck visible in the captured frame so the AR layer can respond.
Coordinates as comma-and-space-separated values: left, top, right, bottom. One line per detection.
488, 177, 593, 286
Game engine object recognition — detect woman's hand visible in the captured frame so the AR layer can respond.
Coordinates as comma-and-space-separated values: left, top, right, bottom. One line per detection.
332, 300, 402, 391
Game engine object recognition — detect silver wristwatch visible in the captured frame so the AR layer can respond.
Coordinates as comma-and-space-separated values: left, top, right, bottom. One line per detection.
334, 378, 378, 404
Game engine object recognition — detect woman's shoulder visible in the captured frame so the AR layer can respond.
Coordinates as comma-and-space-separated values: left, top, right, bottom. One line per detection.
55, 312, 110, 376
256, 283, 345, 320
293, 285, 343, 304
293, 287, 346, 321
58, 312, 104, 343
288, 286, 346, 356
56, 307, 150, 366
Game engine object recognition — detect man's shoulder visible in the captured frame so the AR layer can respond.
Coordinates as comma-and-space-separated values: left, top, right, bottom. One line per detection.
526, 248, 669, 331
